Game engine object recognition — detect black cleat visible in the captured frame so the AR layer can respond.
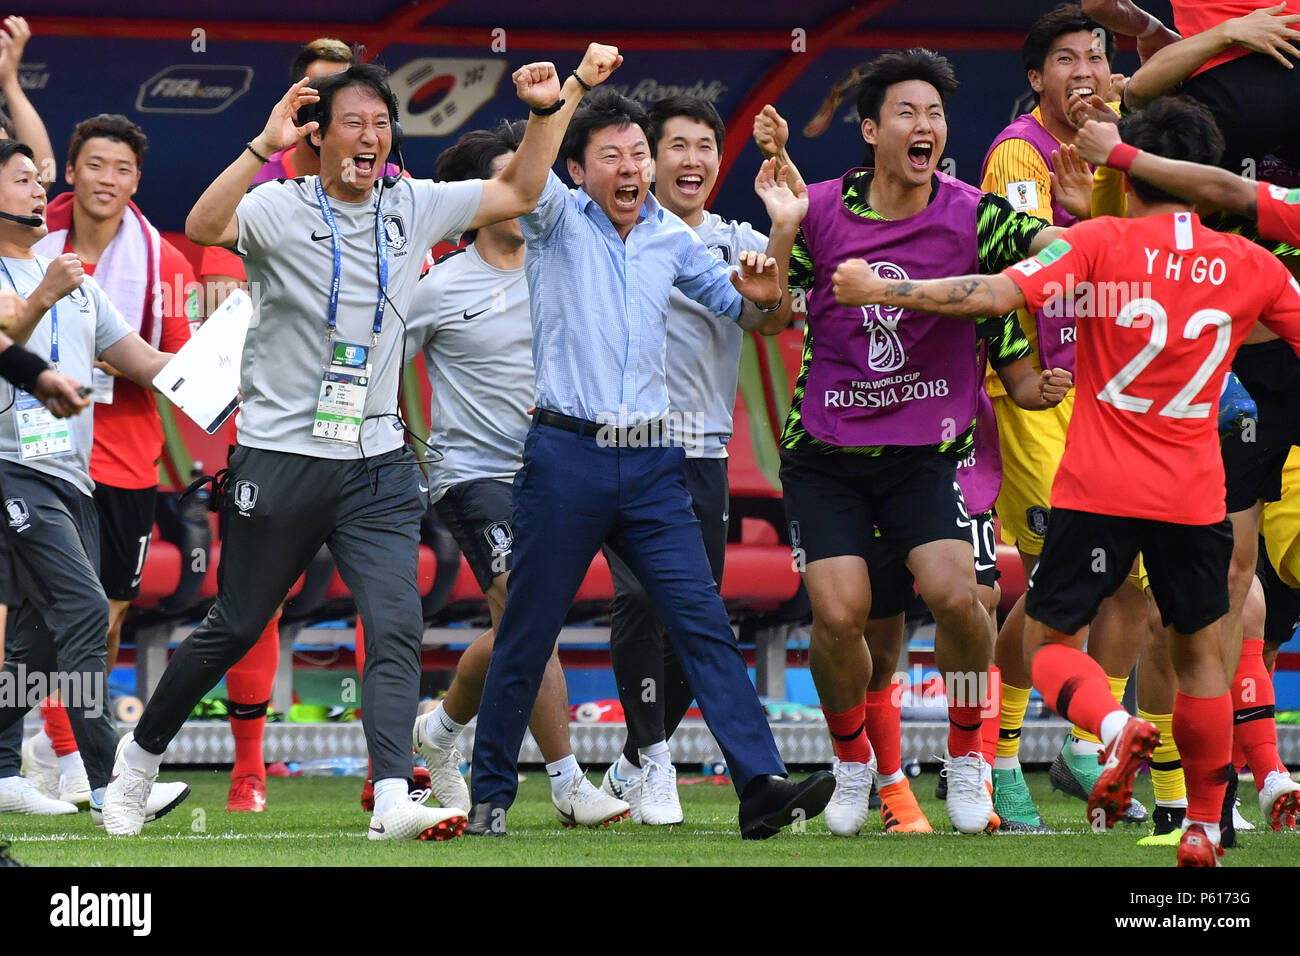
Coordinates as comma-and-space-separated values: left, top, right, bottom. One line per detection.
465, 802, 509, 837
868, 778, 881, 811
739, 771, 835, 840
1153, 803, 1186, 836
0, 841, 25, 867
1219, 765, 1238, 849
935, 773, 947, 801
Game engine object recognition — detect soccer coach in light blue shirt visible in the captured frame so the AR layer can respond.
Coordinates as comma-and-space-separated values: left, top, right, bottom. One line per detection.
469, 84, 833, 839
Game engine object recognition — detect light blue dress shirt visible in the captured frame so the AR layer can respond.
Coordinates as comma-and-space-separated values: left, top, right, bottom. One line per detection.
521, 170, 745, 423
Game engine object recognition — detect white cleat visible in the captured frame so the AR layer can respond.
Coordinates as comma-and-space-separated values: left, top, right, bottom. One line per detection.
624, 758, 683, 826
367, 789, 466, 841
944, 752, 994, 834
600, 760, 638, 801
553, 772, 631, 828
91, 779, 191, 828
1258, 770, 1300, 831
824, 758, 875, 836
100, 735, 157, 836
58, 766, 92, 811
20, 732, 60, 798
0, 775, 78, 814
412, 714, 469, 812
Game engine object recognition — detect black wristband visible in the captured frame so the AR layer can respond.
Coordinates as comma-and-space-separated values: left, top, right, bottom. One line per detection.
570, 70, 593, 92
245, 141, 270, 164
0, 343, 50, 394
530, 98, 566, 117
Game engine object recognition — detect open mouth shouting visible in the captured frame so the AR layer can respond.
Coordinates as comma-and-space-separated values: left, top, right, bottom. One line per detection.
907, 140, 934, 171
675, 173, 703, 197
353, 153, 377, 178
614, 183, 641, 211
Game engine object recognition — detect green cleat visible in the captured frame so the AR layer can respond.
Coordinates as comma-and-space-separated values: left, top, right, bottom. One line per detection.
992, 765, 1048, 832
1051, 735, 1149, 823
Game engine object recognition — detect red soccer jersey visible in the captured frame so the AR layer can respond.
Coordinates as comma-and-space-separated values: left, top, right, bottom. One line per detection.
1172, 1, 1300, 75
1005, 213, 1300, 524
1256, 180, 1300, 245
83, 238, 197, 489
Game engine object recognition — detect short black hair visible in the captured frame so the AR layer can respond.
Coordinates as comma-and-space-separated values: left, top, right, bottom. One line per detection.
855, 49, 958, 124
1119, 97, 1225, 205
301, 62, 396, 155
67, 114, 147, 171
289, 37, 355, 83
645, 95, 726, 156
435, 119, 527, 183
559, 87, 648, 170
854, 49, 958, 167
0, 140, 33, 168
1022, 3, 1114, 75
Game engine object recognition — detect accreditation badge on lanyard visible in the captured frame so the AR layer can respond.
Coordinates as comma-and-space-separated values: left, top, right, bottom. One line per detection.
0, 258, 74, 460
310, 178, 388, 445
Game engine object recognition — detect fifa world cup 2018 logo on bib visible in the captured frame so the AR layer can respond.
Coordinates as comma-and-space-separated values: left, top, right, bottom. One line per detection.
859, 261, 907, 373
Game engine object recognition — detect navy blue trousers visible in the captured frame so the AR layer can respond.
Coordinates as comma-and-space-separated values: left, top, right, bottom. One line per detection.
471, 422, 784, 809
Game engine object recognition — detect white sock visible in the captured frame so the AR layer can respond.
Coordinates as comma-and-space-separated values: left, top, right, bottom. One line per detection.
1098, 711, 1131, 750
615, 754, 640, 780
122, 737, 162, 775
1156, 797, 1188, 810
1188, 819, 1221, 845
638, 740, 671, 768
546, 754, 581, 797
372, 777, 408, 816
57, 752, 85, 778
878, 769, 904, 787
993, 755, 1021, 772
32, 729, 55, 758
427, 703, 465, 751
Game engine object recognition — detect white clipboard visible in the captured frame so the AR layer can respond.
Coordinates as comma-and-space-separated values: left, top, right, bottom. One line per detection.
152, 289, 251, 434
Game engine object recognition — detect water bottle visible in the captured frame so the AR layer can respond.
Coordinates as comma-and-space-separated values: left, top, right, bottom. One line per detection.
296, 756, 369, 777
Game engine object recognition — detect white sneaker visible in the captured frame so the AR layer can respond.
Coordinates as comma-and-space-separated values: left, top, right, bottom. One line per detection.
624, 758, 683, 825
1258, 770, 1300, 831
944, 752, 994, 834
824, 758, 875, 836
20, 732, 59, 798
553, 772, 631, 827
91, 780, 191, 828
367, 789, 465, 841
100, 735, 156, 836
58, 766, 92, 810
600, 759, 638, 800
412, 714, 469, 811
0, 775, 78, 814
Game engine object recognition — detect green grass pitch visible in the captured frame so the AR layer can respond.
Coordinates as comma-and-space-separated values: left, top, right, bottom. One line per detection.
2, 770, 1293, 866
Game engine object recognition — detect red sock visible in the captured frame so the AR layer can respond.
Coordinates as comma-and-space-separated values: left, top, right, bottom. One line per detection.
41, 699, 77, 756
1175, 691, 1233, 825
863, 687, 901, 776
824, 699, 873, 764
1030, 643, 1121, 739
981, 665, 1002, 766
948, 703, 983, 758
1232, 638, 1287, 778
225, 611, 281, 781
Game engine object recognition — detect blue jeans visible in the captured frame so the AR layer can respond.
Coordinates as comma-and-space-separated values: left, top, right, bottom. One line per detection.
471, 422, 785, 809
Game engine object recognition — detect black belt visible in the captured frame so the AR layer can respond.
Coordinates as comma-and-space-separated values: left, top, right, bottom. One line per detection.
534, 408, 672, 448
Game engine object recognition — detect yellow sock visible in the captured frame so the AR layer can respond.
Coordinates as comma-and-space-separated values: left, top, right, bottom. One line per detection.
997, 683, 1032, 759
1072, 676, 1128, 745
1139, 708, 1185, 804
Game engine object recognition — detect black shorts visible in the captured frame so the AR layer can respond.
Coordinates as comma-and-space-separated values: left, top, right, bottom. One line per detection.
93, 483, 157, 602
1182, 51, 1300, 170
867, 509, 1000, 619
780, 445, 970, 568
1259, 536, 1300, 647
434, 478, 514, 592
1026, 508, 1233, 636
1222, 340, 1300, 513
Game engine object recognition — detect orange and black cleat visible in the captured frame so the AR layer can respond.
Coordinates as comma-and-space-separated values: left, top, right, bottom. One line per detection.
879, 779, 933, 833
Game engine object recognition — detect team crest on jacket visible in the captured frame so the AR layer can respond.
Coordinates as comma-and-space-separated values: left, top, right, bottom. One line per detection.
1026, 506, 1050, 537
484, 520, 512, 554
859, 261, 908, 373
5, 497, 28, 529
383, 214, 408, 251
233, 480, 259, 514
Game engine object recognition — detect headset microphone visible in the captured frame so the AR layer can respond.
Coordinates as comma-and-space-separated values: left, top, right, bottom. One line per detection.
0, 211, 43, 227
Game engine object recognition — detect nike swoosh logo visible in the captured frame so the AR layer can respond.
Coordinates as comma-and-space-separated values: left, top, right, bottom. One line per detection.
369, 823, 385, 834
311, 231, 332, 242
1236, 707, 1270, 722
462, 308, 489, 321
558, 806, 576, 824
418, 484, 429, 494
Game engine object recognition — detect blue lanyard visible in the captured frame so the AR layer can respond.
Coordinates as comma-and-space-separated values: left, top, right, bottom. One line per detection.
313, 177, 388, 337
0, 257, 58, 365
